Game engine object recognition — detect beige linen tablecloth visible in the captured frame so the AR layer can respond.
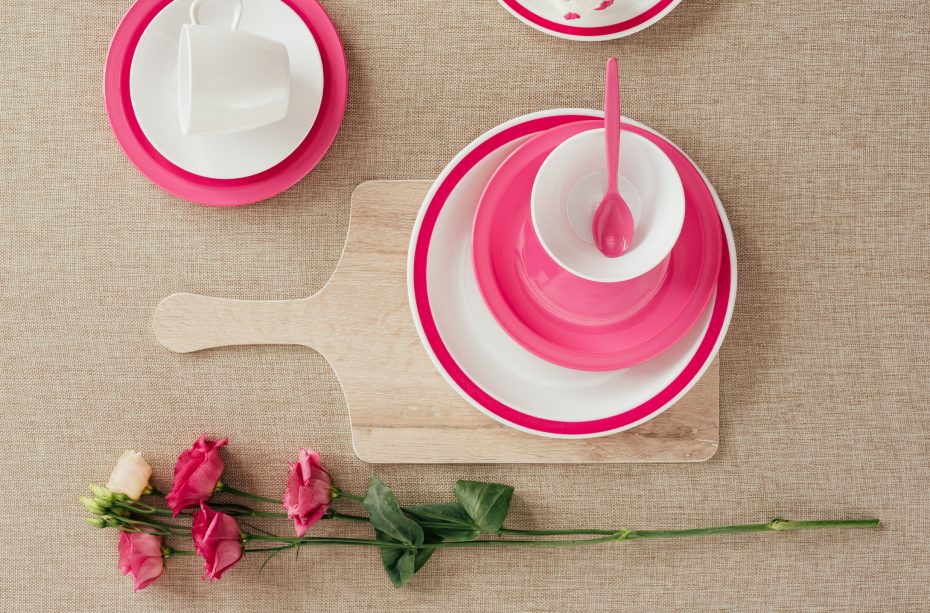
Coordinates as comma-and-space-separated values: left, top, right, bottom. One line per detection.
1, 0, 928, 611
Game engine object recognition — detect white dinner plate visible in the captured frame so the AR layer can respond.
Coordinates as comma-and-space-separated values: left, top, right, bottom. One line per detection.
130, 0, 324, 179
408, 109, 737, 438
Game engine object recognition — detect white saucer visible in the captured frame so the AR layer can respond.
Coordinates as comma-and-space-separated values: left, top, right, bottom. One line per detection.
130, 0, 324, 180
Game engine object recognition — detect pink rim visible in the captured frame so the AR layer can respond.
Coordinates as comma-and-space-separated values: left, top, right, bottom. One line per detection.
500, 0, 676, 37
472, 119, 721, 371
103, 0, 347, 206
412, 114, 732, 436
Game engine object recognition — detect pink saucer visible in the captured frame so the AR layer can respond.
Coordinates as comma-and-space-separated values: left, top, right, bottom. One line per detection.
472, 120, 722, 371
104, 0, 347, 206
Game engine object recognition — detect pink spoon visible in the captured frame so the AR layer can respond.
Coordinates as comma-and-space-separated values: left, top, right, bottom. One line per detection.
592, 57, 635, 257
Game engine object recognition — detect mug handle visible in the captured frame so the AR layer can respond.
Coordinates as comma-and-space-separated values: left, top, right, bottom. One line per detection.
189, 0, 243, 30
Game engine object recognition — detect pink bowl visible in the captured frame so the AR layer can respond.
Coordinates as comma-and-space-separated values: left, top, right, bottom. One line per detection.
472, 120, 722, 371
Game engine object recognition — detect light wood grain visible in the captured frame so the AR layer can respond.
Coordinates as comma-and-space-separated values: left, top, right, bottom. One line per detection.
153, 181, 719, 463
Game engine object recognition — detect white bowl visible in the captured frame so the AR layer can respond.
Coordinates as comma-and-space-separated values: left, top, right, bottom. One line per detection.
532, 127, 685, 282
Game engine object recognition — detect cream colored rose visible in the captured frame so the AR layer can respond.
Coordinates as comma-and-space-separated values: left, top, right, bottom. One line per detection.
106, 450, 153, 500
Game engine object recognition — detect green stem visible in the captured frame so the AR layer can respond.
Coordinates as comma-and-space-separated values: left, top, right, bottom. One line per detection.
118, 525, 173, 536
220, 485, 281, 506
113, 504, 190, 530
624, 518, 880, 540
328, 511, 371, 523
142, 485, 365, 523
144, 518, 882, 561
241, 518, 878, 550
333, 488, 365, 502
248, 510, 289, 518
120, 498, 286, 519
499, 527, 619, 536
326, 489, 618, 537
247, 534, 396, 547
421, 535, 623, 549
243, 533, 623, 549
118, 516, 188, 535
126, 505, 175, 517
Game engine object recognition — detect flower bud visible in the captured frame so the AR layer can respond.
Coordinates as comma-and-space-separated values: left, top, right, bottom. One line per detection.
111, 506, 131, 518
102, 515, 122, 528
106, 450, 153, 501
80, 495, 106, 515
86, 517, 107, 529
89, 483, 114, 503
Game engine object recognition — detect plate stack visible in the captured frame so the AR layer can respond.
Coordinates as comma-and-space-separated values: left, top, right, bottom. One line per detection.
409, 110, 737, 438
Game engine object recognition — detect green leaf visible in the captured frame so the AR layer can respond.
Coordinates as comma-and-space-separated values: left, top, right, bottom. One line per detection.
453, 480, 515, 534
364, 475, 424, 547
378, 543, 416, 587
406, 502, 481, 542
376, 528, 441, 588
413, 527, 443, 573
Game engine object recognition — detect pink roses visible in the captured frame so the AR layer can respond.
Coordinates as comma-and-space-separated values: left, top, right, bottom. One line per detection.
117, 532, 165, 591
282, 448, 333, 537
83, 435, 881, 592
164, 436, 243, 581
191, 502, 244, 582
87, 437, 339, 592
165, 435, 227, 515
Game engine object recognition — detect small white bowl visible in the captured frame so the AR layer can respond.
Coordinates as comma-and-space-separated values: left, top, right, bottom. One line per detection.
532, 127, 685, 283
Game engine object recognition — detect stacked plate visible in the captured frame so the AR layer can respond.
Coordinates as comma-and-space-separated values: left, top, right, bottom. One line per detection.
104, 0, 347, 206
408, 110, 737, 438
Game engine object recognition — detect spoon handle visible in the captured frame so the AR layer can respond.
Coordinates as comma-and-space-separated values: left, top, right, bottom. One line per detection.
604, 57, 620, 193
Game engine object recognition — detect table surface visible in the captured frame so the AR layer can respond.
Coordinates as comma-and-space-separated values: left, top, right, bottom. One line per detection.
1, 0, 928, 611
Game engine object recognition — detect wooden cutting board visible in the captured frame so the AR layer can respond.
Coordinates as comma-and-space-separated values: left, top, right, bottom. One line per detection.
153, 181, 719, 463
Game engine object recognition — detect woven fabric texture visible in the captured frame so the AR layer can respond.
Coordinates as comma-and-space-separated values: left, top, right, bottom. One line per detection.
1, 0, 928, 611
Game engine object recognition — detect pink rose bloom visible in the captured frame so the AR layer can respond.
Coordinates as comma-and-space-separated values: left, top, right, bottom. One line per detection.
192, 502, 243, 582
117, 532, 164, 591
165, 435, 228, 516
282, 448, 333, 537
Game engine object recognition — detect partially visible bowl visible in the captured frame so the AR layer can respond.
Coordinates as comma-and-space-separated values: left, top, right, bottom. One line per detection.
532, 127, 685, 282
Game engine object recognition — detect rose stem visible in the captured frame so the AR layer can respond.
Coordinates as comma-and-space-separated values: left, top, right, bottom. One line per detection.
239, 518, 877, 550
218, 485, 282, 505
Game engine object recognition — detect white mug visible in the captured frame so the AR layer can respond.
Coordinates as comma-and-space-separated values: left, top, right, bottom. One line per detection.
178, 0, 291, 136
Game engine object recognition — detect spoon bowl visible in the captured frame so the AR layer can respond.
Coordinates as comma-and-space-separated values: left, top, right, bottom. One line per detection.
592, 190, 634, 256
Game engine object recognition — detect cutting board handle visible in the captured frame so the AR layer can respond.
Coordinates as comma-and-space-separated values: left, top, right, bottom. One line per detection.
153, 293, 322, 353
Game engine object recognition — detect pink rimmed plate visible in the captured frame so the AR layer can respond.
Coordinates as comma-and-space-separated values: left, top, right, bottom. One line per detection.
472, 120, 721, 372
104, 0, 347, 206
408, 110, 736, 438
497, 0, 682, 41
